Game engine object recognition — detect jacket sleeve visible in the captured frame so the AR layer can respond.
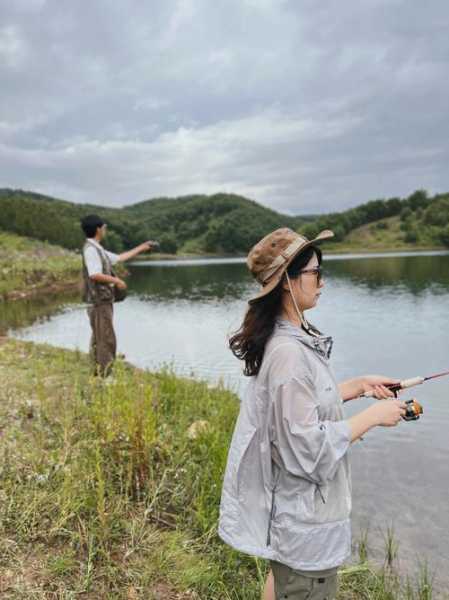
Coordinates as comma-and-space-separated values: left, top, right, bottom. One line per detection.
271, 375, 351, 485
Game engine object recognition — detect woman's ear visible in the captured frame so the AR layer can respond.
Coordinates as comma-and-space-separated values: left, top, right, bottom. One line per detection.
281, 274, 290, 292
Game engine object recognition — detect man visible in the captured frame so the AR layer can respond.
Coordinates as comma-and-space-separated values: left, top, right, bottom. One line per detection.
81, 214, 158, 377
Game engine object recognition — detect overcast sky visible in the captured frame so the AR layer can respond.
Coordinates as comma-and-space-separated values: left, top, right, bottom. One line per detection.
1, 0, 448, 214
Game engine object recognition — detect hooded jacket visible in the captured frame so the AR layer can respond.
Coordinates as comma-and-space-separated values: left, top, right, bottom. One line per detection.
218, 319, 352, 571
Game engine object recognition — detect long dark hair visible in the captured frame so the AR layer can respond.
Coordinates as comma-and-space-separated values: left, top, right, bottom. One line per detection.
229, 245, 322, 376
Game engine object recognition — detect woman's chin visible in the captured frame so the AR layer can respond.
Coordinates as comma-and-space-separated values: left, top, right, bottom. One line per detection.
311, 294, 321, 307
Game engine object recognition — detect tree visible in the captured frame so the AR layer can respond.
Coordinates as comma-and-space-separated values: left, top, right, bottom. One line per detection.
159, 234, 178, 254
405, 228, 419, 244
407, 189, 429, 211
440, 225, 449, 248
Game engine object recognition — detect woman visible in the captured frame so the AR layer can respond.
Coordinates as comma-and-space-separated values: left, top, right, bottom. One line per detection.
218, 227, 407, 600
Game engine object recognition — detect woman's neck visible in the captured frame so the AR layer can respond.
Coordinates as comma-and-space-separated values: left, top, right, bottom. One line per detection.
280, 302, 305, 328
280, 300, 317, 336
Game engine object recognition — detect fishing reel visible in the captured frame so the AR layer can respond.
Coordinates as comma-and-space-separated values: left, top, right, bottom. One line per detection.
402, 398, 423, 421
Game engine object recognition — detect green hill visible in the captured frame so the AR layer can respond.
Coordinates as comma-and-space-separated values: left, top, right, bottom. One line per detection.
0, 188, 448, 255
123, 193, 304, 254
299, 190, 449, 252
0, 189, 303, 255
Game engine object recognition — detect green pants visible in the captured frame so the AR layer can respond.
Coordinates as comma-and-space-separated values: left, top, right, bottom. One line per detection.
270, 561, 338, 600
87, 303, 116, 377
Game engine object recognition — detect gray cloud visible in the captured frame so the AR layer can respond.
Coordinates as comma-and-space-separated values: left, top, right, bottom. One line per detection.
0, 0, 448, 214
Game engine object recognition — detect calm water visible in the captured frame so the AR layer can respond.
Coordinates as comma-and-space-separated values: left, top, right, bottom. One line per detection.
3, 251, 449, 589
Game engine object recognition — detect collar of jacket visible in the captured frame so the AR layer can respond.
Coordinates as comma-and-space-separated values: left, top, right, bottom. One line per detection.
274, 319, 334, 360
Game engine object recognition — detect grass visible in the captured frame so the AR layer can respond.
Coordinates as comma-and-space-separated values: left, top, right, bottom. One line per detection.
325, 217, 444, 254
0, 231, 80, 299
0, 338, 444, 599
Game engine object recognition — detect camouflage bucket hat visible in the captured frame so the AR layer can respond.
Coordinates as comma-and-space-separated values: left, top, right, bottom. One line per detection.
246, 227, 334, 304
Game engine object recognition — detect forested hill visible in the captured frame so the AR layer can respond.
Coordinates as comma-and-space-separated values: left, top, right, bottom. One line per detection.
0, 189, 304, 254
0, 188, 448, 254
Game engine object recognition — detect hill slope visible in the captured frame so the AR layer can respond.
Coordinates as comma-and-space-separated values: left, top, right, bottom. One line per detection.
298, 190, 449, 251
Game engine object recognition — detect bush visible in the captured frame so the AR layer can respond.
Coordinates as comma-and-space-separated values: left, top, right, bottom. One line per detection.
159, 234, 178, 254
440, 225, 449, 247
376, 222, 388, 230
405, 229, 419, 244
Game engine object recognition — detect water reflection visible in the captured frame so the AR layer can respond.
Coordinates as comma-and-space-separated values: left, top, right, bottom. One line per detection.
128, 252, 449, 302
0, 290, 79, 335
325, 253, 449, 294
128, 261, 252, 302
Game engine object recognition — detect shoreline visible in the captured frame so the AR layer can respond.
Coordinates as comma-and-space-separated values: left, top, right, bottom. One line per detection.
2, 278, 80, 302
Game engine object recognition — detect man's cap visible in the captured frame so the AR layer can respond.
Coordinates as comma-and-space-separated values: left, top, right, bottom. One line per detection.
246, 227, 334, 303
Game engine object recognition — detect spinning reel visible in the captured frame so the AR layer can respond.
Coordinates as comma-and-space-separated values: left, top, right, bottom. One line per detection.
402, 398, 423, 422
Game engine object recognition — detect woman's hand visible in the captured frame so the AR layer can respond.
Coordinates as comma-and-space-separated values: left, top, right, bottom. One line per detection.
361, 375, 400, 399
368, 399, 408, 427
339, 375, 400, 402
349, 399, 408, 440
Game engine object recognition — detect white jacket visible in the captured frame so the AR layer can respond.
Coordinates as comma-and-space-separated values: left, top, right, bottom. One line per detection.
218, 319, 352, 570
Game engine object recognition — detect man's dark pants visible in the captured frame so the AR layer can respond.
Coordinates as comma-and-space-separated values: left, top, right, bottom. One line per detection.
87, 302, 116, 377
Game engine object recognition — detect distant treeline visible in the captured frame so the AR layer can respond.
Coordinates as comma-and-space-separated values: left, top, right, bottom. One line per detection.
0, 188, 448, 254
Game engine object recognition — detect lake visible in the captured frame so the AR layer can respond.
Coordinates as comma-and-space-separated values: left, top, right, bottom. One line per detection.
3, 250, 449, 590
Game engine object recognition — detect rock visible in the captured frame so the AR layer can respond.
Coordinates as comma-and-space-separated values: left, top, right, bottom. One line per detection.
187, 420, 210, 440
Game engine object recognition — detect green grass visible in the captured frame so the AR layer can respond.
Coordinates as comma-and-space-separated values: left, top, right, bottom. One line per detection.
0, 339, 443, 599
325, 216, 443, 254
0, 231, 80, 299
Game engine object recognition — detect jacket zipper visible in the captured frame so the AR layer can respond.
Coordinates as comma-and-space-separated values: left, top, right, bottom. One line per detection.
317, 484, 326, 504
266, 488, 276, 546
266, 470, 281, 546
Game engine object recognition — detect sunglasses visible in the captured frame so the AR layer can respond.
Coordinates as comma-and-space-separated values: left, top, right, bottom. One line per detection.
299, 266, 322, 284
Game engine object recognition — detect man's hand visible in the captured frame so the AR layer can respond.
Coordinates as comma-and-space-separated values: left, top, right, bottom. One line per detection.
118, 241, 161, 263
361, 375, 400, 399
115, 278, 127, 290
140, 240, 159, 252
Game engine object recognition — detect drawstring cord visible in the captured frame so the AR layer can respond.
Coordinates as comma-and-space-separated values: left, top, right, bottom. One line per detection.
285, 272, 319, 338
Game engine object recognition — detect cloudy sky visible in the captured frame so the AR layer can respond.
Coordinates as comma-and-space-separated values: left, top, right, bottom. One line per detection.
1, 0, 448, 214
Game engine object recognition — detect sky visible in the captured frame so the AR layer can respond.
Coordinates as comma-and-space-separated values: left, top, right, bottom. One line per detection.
1, 0, 448, 215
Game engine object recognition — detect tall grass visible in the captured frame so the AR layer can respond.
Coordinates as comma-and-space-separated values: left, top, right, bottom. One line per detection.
0, 231, 80, 298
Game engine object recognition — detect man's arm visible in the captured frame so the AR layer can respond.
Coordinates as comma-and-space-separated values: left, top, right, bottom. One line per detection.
118, 241, 158, 263
90, 273, 126, 289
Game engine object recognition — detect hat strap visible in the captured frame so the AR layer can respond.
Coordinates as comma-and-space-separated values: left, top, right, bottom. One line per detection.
285, 272, 318, 336
261, 237, 305, 283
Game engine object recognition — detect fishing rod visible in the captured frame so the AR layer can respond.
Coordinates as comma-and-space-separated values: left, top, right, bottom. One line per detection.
361, 369, 449, 398
358, 369, 449, 422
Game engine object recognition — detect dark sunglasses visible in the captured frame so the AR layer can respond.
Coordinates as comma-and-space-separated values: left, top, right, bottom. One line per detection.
299, 266, 322, 283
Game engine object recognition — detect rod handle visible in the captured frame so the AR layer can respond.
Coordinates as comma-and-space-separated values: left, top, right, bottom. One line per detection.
361, 376, 424, 398
399, 376, 425, 389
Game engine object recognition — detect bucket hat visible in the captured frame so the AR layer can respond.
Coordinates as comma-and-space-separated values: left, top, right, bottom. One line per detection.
247, 228, 334, 303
